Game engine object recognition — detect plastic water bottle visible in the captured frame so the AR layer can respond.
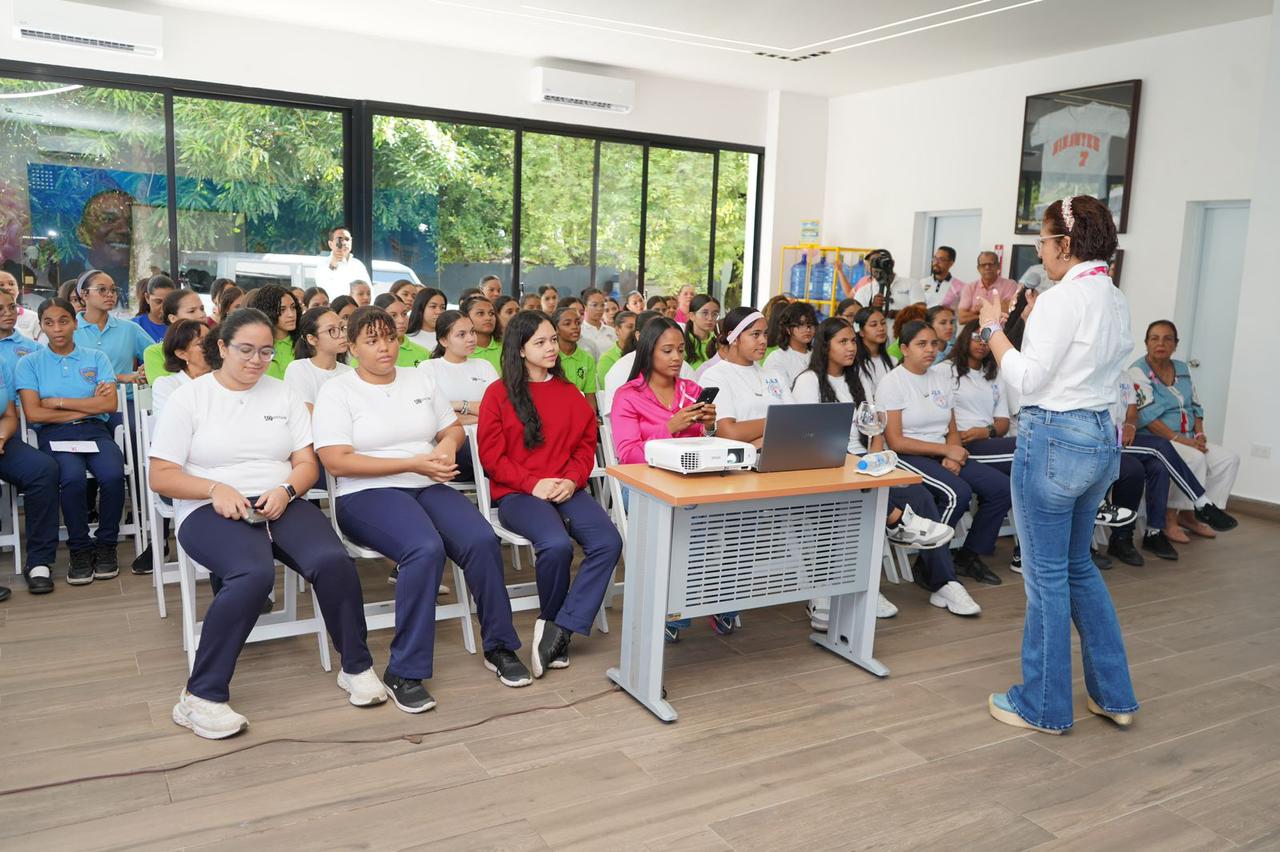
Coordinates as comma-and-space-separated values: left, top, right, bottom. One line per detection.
856, 451, 898, 476
810, 257, 833, 301
788, 256, 808, 298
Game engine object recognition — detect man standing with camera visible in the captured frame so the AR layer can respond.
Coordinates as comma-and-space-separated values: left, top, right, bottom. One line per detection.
848, 249, 924, 315
314, 226, 371, 298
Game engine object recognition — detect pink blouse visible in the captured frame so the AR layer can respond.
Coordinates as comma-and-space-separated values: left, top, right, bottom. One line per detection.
609, 375, 705, 464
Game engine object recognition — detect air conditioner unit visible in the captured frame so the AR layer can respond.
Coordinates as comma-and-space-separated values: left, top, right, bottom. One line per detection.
531, 67, 634, 114
12, 0, 163, 59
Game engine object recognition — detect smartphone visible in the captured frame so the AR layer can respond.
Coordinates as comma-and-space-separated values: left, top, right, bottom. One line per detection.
694, 386, 719, 406
243, 507, 268, 526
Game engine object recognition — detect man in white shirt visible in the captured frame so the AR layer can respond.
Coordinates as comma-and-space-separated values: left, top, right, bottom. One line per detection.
314, 226, 371, 298
958, 252, 1018, 324
919, 246, 965, 309
849, 249, 925, 314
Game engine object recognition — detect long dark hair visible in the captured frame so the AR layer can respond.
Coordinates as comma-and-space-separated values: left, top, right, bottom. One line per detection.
293, 306, 347, 362
628, 317, 684, 382
806, 318, 869, 406
682, 294, 719, 357
769, 300, 818, 350
500, 310, 566, 449
852, 306, 892, 384
302, 286, 329, 308
246, 284, 300, 343
162, 319, 207, 374
216, 285, 244, 321
492, 295, 516, 339
407, 287, 446, 335
625, 310, 662, 356
430, 309, 466, 359
160, 287, 197, 323
949, 319, 996, 381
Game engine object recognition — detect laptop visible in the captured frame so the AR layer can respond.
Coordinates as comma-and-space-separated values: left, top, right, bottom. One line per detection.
754, 402, 854, 473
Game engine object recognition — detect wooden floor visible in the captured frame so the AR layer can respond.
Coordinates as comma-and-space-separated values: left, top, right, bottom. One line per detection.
1, 515, 1279, 851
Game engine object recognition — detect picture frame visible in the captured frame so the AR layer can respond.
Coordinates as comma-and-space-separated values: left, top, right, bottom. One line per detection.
1014, 80, 1141, 235
1009, 244, 1039, 283
1109, 248, 1124, 287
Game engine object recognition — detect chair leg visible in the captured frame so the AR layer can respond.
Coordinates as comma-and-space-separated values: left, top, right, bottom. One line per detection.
151, 519, 168, 620
178, 550, 198, 673
452, 562, 477, 655
306, 576, 333, 672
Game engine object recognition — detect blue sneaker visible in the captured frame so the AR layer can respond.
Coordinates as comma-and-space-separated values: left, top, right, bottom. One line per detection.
708, 613, 738, 635
988, 693, 1063, 735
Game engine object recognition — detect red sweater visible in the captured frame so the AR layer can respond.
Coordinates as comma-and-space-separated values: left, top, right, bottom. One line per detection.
478, 377, 598, 501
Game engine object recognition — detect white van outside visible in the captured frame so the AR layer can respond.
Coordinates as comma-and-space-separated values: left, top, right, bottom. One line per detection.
182, 252, 421, 308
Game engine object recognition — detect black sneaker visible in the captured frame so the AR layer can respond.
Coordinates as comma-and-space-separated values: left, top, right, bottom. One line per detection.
93, 542, 119, 580
1091, 549, 1113, 571
24, 566, 54, 595
0, 585, 10, 602
532, 618, 571, 679
955, 549, 1002, 585
483, 648, 532, 687
67, 549, 95, 585
388, 565, 398, 585
1142, 530, 1179, 561
1094, 503, 1137, 528
382, 670, 436, 713
131, 545, 154, 575
1107, 529, 1145, 567
1011, 546, 1022, 574
1195, 503, 1238, 532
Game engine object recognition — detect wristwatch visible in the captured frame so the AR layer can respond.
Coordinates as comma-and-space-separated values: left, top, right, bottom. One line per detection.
987, 425, 997, 439
979, 322, 1003, 344
280, 483, 298, 501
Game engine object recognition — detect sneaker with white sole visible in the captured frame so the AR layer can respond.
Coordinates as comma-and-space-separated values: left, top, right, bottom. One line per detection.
483, 648, 532, 688
877, 593, 898, 619
929, 581, 981, 616
337, 668, 389, 706
886, 505, 955, 549
1094, 503, 1136, 528
808, 597, 830, 630
172, 689, 249, 739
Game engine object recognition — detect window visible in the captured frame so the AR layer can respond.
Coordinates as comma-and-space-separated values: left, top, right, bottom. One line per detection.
713, 151, 756, 311
519, 132, 595, 300
373, 116, 514, 304
0, 77, 168, 313
172, 98, 344, 300
644, 147, 714, 297
594, 141, 643, 303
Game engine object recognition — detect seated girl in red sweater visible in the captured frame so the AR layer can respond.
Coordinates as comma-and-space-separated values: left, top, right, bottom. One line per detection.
477, 310, 623, 678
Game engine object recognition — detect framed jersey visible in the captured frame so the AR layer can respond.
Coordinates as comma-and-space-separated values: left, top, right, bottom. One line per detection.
1014, 80, 1141, 235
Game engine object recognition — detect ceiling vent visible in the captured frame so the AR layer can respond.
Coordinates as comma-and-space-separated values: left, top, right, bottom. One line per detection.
12, 0, 163, 59
532, 67, 634, 114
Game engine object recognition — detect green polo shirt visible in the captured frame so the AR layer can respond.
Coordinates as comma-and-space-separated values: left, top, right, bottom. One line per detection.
686, 333, 714, 369
397, 338, 431, 368
596, 344, 623, 383
559, 346, 597, 394
471, 338, 503, 373
143, 342, 169, 381
265, 336, 295, 380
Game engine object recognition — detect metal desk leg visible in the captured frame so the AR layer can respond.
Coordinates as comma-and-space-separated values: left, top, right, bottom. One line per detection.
607, 492, 678, 722
811, 487, 890, 677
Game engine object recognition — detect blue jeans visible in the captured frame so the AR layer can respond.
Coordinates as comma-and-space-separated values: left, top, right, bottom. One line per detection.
1006, 407, 1138, 730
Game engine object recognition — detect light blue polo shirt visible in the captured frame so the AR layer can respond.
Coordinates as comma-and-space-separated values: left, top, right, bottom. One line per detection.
75, 313, 151, 398
0, 331, 42, 384
14, 345, 116, 424
0, 361, 13, 411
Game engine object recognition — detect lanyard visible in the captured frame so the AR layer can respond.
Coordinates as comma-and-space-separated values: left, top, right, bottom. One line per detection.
1070, 264, 1109, 281
1145, 358, 1191, 435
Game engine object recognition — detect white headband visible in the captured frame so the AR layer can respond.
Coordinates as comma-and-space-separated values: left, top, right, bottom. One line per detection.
726, 310, 764, 344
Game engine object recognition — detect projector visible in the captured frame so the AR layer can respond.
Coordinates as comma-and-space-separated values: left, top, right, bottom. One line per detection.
643, 437, 758, 474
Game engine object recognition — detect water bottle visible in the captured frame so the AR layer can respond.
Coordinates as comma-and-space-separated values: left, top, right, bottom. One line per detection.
788, 256, 808, 298
856, 451, 898, 476
810, 256, 833, 301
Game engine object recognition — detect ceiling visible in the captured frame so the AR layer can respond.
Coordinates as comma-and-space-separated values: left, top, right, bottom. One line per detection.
143, 0, 1270, 96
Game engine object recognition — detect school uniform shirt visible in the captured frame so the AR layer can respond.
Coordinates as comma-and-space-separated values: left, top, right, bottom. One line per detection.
998, 261, 1131, 412
698, 360, 794, 424
579, 321, 616, 361
1129, 357, 1200, 437
142, 342, 169, 382
791, 369, 869, 454
74, 313, 151, 379
601, 351, 697, 413
762, 346, 811, 390
919, 275, 959, 309
934, 362, 1008, 431
14, 306, 39, 341
313, 368, 458, 498
284, 358, 354, 407
148, 373, 312, 531
313, 255, 371, 295
855, 356, 893, 398
471, 338, 503, 374
419, 356, 498, 403
0, 331, 42, 383
14, 345, 118, 425
559, 346, 597, 395
151, 370, 192, 420
596, 344, 623, 385
876, 364, 954, 445
264, 337, 296, 381
133, 314, 168, 343
609, 376, 705, 464
397, 337, 431, 368
407, 330, 437, 352
477, 376, 598, 502
685, 333, 714, 369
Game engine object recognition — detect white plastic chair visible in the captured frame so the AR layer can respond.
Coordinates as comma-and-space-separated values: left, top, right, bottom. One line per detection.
138, 407, 181, 618
0, 482, 22, 576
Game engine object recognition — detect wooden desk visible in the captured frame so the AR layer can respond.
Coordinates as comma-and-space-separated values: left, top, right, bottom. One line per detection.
606, 458, 920, 721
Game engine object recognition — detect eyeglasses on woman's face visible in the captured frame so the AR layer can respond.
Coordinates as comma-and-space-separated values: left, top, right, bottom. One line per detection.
320, 323, 348, 340
1034, 234, 1066, 257
229, 343, 276, 362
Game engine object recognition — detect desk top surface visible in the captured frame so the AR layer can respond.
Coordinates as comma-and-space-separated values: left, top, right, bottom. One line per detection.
606, 457, 922, 506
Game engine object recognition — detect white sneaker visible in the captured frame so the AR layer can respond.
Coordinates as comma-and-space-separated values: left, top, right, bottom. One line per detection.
887, 505, 955, 550
337, 668, 389, 707
172, 689, 248, 739
876, 593, 898, 619
929, 581, 981, 616
808, 597, 830, 630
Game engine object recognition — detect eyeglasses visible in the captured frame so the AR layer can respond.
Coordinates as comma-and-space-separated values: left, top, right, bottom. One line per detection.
229, 343, 277, 362
0, 304, 17, 315
1034, 234, 1066, 256
321, 324, 347, 339
977, 262, 999, 269
88, 286, 117, 296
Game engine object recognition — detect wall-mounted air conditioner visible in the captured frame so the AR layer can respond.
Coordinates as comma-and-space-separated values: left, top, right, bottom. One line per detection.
12, 0, 164, 59
531, 67, 634, 114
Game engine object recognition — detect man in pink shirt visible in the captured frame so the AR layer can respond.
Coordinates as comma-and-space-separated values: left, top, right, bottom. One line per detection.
957, 251, 1018, 323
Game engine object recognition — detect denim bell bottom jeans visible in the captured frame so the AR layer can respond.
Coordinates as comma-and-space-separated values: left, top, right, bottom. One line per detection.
1006, 406, 1139, 730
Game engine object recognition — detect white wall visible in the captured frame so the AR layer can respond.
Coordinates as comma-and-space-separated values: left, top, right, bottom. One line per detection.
822, 17, 1277, 503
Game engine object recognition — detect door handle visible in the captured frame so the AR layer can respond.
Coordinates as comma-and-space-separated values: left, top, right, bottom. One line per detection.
1189, 359, 1201, 368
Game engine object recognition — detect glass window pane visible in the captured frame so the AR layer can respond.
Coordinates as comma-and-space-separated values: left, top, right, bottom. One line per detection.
172, 98, 344, 305
520, 133, 595, 301
714, 151, 756, 311
595, 141, 642, 304
644, 147, 713, 298
0, 77, 168, 314
373, 116, 514, 305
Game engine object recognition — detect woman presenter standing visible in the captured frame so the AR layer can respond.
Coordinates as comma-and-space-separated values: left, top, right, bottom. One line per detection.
977, 195, 1138, 734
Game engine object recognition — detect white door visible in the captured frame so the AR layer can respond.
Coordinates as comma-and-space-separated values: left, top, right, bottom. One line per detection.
1184, 202, 1249, 442
926, 212, 982, 285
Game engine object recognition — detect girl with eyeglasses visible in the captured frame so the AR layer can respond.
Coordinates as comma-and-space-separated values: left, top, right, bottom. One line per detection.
477, 310, 621, 678
682, 294, 720, 370
245, 284, 301, 380
763, 300, 818, 387
285, 307, 353, 412
150, 308, 386, 739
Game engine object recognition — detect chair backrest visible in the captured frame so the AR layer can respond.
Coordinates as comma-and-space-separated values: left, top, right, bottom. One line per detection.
463, 424, 497, 519
597, 418, 628, 540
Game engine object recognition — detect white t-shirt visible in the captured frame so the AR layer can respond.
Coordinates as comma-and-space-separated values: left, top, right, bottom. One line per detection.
313, 255, 371, 296
934, 362, 1008, 431
148, 373, 312, 530
856, 356, 893, 397
601, 350, 695, 414
698, 360, 794, 423
284, 358, 353, 407
792, 369, 869, 454
151, 370, 191, 420
14, 308, 39, 340
407, 330, 437, 352
312, 367, 457, 497
876, 365, 954, 445
579, 321, 616, 361
419, 356, 498, 403
762, 347, 811, 389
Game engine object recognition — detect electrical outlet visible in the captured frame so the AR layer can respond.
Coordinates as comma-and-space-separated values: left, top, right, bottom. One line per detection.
1252, 444, 1272, 460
